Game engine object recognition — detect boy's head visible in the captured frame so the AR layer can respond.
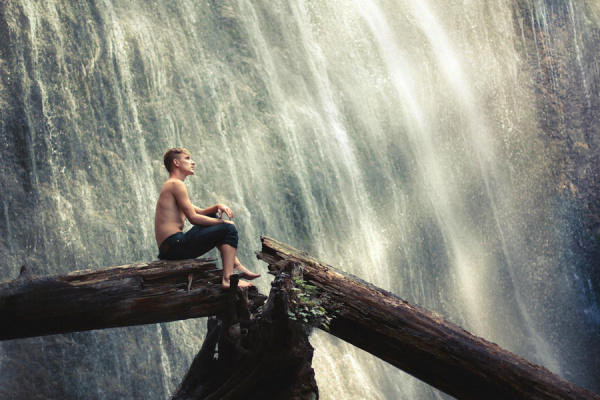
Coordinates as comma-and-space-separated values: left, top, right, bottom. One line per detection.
163, 147, 191, 172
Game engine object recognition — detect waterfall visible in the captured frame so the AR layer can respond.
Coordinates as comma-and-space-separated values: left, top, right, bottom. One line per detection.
1, 0, 598, 398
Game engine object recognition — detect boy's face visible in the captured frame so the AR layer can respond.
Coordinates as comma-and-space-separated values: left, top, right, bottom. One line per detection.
175, 153, 195, 175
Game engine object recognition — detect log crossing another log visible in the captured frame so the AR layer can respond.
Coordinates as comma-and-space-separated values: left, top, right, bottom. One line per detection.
0, 259, 230, 340
2, 238, 598, 399
257, 236, 599, 400
172, 269, 317, 399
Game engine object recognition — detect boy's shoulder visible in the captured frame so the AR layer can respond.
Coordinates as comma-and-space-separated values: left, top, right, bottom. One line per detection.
161, 178, 186, 193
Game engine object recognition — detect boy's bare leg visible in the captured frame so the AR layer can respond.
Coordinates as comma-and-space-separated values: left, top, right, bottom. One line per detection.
218, 244, 253, 288
233, 256, 261, 280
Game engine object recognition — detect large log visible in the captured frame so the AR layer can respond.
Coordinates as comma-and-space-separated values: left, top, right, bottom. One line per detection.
258, 236, 599, 400
173, 268, 318, 400
1, 259, 234, 340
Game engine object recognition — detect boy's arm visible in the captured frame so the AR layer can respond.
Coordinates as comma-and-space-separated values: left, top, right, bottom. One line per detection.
195, 204, 234, 219
170, 181, 225, 226
195, 205, 219, 216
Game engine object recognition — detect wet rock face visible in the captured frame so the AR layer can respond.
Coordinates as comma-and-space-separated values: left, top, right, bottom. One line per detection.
512, 0, 599, 304
511, 0, 600, 387
0, 0, 599, 398
514, 0, 600, 221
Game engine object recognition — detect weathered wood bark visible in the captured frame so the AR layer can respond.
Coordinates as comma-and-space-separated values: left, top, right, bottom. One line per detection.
258, 236, 599, 400
1, 259, 235, 340
173, 268, 318, 400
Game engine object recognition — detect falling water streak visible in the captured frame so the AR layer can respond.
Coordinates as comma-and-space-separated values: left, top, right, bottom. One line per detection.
237, 0, 324, 243
20, 1, 39, 188
288, 0, 388, 286
408, 0, 559, 370
567, 0, 592, 109
236, 0, 388, 289
18, 1, 71, 273
234, 1, 404, 396
352, 0, 489, 336
156, 326, 173, 399
40, 1, 88, 268
409, 0, 495, 334
210, 89, 268, 287
3, 200, 14, 258
534, 2, 567, 126
528, 0, 542, 70
102, 0, 157, 248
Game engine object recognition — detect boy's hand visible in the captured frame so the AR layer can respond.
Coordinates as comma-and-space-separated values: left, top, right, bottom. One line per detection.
217, 204, 234, 219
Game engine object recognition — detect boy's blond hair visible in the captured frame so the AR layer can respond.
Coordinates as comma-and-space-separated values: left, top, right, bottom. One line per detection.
163, 147, 191, 172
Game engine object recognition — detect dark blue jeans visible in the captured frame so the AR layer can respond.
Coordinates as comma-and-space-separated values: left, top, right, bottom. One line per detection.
158, 215, 238, 260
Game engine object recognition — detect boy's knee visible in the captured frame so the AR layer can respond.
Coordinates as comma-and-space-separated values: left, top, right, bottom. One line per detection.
223, 223, 238, 247
224, 223, 237, 235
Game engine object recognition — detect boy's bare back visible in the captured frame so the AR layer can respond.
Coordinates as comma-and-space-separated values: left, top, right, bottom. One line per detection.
155, 179, 187, 247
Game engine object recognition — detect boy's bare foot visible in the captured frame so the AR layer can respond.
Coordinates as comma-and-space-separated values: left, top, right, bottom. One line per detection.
238, 271, 261, 280
221, 279, 254, 289
233, 262, 261, 280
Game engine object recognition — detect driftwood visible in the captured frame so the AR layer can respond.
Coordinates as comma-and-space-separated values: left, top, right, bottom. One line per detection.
1, 259, 234, 340
173, 267, 318, 400
257, 236, 599, 400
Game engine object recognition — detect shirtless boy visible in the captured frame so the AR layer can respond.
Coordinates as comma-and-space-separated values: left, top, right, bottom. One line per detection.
155, 147, 260, 288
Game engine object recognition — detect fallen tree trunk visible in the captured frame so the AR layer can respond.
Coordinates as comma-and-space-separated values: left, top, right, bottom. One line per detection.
173, 268, 318, 400
1, 259, 234, 340
258, 236, 599, 400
